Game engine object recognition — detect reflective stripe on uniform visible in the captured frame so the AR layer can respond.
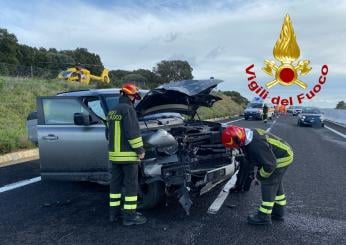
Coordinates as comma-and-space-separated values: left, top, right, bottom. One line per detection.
275, 194, 285, 201
259, 200, 274, 214
128, 137, 143, 149
114, 121, 120, 153
262, 201, 274, 207
277, 155, 293, 163
267, 138, 290, 151
109, 121, 139, 162
256, 128, 266, 135
109, 152, 137, 157
131, 141, 143, 148
125, 196, 137, 202
275, 200, 287, 206
109, 156, 139, 162
110, 201, 121, 207
275, 194, 287, 206
124, 204, 137, 210
258, 206, 272, 214
259, 167, 272, 178
110, 193, 121, 199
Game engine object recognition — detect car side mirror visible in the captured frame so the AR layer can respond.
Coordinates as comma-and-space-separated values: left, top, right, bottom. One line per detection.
74, 113, 91, 126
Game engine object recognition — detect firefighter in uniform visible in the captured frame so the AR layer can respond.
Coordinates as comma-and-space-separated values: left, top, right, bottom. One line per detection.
106, 83, 146, 226
263, 104, 268, 123
222, 126, 293, 225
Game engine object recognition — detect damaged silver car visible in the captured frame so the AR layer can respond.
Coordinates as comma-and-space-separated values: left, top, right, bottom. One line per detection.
27, 79, 240, 214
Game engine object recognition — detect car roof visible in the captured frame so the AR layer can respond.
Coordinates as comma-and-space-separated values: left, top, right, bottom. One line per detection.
57, 88, 149, 97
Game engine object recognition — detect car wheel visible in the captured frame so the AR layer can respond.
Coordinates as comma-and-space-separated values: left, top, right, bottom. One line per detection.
244, 116, 249, 120
322, 123, 325, 127
297, 120, 301, 127
138, 181, 165, 209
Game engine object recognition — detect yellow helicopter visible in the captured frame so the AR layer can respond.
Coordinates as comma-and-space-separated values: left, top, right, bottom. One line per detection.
57, 65, 110, 85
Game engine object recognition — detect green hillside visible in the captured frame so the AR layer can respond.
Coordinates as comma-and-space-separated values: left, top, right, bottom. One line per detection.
198, 92, 245, 120
0, 76, 245, 154
0, 76, 92, 154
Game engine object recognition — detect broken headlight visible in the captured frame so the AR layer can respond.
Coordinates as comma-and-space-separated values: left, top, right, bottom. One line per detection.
157, 144, 178, 155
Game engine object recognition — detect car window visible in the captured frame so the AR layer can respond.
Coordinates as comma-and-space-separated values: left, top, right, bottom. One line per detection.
302, 108, 320, 114
86, 99, 106, 120
104, 95, 120, 111
248, 103, 263, 108
43, 99, 88, 124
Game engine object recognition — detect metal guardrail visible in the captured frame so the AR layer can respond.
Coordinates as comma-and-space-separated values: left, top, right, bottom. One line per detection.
320, 109, 346, 127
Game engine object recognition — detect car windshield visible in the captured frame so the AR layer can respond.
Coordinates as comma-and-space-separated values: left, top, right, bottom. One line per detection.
302, 108, 321, 114
248, 103, 262, 108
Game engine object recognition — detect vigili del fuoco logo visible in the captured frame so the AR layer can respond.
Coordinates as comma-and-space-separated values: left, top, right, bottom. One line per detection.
245, 14, 329, 106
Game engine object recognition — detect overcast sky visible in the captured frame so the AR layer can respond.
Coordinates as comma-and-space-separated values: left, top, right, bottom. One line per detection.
0, 0, 345, 108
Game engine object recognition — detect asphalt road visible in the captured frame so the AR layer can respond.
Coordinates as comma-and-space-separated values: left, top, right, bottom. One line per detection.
0, 115, 345, 245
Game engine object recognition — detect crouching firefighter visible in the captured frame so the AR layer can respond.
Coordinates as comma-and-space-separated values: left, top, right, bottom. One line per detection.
222, 126, 294, 225
106, 83, 146, 226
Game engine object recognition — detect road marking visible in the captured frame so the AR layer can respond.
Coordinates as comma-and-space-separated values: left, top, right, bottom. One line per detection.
222, 118, 244, 126
228, 118, 244, 123
266, 119, 277, 133
0, 176, 41, 193
324, 126, 346, 139
325, 119, 346, 128
207, 170, 238, 214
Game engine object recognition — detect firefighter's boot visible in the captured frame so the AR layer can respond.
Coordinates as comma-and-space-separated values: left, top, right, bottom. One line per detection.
122, 211, 147, 226
271, 205, 285, 221
109, 208, 120, 222
247, 211, 272, 225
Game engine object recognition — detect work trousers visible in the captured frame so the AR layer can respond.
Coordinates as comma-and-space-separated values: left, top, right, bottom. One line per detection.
258, 167, 288, 215
109, 163, 139, 214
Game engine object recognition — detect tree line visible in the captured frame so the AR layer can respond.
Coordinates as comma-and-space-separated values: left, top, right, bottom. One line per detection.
0, 28, 193, 88
0, 28, 103, 77
0, 27, 248, 104
336, 101, 346, 109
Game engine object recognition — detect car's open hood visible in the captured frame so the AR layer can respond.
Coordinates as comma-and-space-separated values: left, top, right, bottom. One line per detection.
136, 79, 223, 116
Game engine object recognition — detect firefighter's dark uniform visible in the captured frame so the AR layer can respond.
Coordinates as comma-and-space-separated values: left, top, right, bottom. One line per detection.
263, 104, 268, 122
107, 95, 144, 218
244, 128, 293, 220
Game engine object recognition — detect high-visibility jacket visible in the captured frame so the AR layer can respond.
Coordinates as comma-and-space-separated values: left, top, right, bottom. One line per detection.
107, 95, 144, 163
244, 128, 293, 178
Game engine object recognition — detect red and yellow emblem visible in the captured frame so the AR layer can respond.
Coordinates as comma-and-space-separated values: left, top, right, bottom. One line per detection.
262, 14, 312, 89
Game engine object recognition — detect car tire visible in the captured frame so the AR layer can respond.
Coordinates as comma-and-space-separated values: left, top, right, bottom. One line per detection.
244, 116, 249, 120
138, 181, 165, 209
322, 123, 325, 127
297, 121, 301, 127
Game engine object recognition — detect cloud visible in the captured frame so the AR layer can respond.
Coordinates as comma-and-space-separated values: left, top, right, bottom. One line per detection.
205, 46, 225, 59
0, 0, 345, 107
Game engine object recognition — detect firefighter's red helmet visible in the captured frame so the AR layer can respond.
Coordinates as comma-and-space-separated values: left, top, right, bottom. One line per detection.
222, 125, 246, 148
121, 83, 141, 100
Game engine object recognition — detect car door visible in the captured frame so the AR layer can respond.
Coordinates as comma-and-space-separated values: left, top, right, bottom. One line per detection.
36, 96, 108, 179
